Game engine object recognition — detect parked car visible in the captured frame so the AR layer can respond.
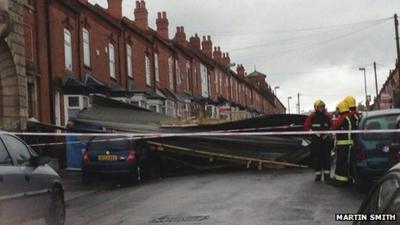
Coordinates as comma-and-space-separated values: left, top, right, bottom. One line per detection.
352, 109, 400, 189
388, 116, 400, 168
0, 133, 65, 225
354, 162, 400, 225
81, 136, 151, 183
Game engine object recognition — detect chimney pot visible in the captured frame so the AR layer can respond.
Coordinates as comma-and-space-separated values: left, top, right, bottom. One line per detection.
162, 11, 167, 18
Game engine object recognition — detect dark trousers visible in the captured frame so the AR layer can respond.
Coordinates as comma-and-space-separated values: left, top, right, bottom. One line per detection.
311, 136, 331, 176
334, 145, 351, 182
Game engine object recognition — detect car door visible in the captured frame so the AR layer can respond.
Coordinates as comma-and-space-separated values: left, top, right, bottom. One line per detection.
0, 136, 28, 225
355, 174, 400, 225
1, 135, 51, 219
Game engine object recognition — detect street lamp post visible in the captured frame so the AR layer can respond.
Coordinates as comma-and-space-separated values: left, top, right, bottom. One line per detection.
359, 67, 368, 109
287, 96, 292, 114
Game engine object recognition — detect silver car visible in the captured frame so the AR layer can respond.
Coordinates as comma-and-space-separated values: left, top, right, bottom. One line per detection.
0, 133, 65, 225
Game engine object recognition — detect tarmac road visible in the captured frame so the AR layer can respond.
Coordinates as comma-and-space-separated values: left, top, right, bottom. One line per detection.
24, 169, 364, 225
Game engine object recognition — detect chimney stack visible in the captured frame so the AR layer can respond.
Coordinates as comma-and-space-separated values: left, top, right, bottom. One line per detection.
134, 0, 148, 30
107, 0, 122, 18
201, 35, 212, 58
174, 26, 186, 45
213, 47, 222, 63
237, 64, 245, 78
222, 52, 231, 66
190, 34, 201, 50
156, 11, 169, 39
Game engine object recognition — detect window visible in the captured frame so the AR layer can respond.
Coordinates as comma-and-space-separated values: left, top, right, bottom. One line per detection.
126, 44, 133, 78
186, 63, 190, 90
2, 135, 31, 166
363, 114, 399, 140
176, 60, 181, 85
155, 53, 160, 82
27, 83, 35, 118
109, 43, 116, 78
149, 105, 157, 112
64, 28, 72, 71
68, 96, 80, 107
64, 95, 89, 125
219, 73, 222, 94
145, 55, 151, 86
82, 28, 90, 67
0, 140, 11, 165
200, 64, 209, 97
55, 91, 61, 126
168, 57, 174, 90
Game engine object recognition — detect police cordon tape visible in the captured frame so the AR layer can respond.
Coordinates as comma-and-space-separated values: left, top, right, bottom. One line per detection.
5, 129, 400, 138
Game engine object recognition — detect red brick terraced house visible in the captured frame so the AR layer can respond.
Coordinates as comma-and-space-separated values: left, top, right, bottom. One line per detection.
22, 0, 285, 127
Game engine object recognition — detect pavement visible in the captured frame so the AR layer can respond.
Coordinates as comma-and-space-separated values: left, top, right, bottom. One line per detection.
60, 171, 111, 202
22, 168, 365, 225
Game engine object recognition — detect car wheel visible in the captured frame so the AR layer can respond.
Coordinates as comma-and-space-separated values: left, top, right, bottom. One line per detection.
45, 188, 66, 225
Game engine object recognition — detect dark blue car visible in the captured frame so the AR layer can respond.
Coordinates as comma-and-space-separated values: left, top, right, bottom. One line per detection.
352, 109, 400, 189
81, 136, 149, 183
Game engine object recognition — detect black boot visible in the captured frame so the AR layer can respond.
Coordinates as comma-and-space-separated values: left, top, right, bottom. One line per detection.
324, 174, 332, 183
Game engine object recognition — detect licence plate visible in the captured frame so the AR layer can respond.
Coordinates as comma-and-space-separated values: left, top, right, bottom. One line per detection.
98, 155, 118, 161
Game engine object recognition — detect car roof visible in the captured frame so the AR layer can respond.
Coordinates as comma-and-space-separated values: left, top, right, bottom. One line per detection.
362, 109, 400, 118
390, 162, 400, 172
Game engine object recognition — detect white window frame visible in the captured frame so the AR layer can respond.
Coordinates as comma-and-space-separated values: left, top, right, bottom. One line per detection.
145, 55, 151, 86
155, 53, 160, 82
219, 73, 223, 94
82, 28, 90, 67
186, 63, 190, 91
200, 64, 209, 97
108, 43, 116, 78
168, 57, 174, 90
126, 44, 133, 78
55, 91, 61, 126
176, 60, 181, 85
63, 95, 90, 125
64, 28, 72, 71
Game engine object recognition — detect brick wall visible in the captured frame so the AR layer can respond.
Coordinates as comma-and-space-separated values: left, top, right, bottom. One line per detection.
0, 0, 27, 131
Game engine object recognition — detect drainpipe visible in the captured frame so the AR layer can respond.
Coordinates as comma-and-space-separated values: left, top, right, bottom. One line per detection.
45, 0, 55, 124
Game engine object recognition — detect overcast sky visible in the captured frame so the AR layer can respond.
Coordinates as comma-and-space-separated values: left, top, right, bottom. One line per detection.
92, 0, 400, 112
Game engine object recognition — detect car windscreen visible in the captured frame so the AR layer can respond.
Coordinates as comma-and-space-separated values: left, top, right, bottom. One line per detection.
87, 136, 133, 151
363, 114, 399, 141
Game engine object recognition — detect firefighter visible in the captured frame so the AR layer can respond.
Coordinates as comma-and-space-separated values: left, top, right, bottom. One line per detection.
331, 101, 353, 186
304, 100, 333, 182
344, 96, 360, 131
344, 96, 360, 183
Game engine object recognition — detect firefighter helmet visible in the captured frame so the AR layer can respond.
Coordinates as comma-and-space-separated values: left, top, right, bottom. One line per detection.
314, 99, 326, 110
336, 101, 349, 114
344, 96, 356, 109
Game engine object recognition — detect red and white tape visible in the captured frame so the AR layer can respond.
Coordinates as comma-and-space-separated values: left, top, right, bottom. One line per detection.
6, 129, 400, 138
